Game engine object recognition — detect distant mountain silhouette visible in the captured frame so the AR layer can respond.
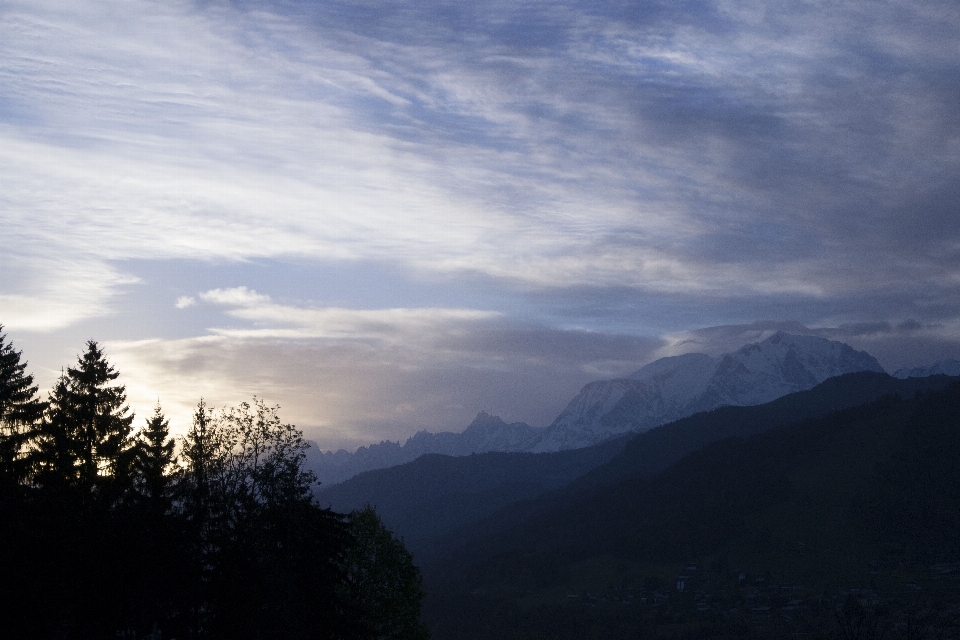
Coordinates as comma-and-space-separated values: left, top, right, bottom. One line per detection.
894, 358, 960, 378
418, 371, 952, 568
306, 412, 541, 485
319, 372, 956, 570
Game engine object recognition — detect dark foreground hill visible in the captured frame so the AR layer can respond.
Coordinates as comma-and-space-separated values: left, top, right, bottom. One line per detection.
316, 435, 630, 557
423, 376, 960, 639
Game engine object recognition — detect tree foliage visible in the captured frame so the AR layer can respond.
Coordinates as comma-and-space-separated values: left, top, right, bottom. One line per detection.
345, 506, 430, 640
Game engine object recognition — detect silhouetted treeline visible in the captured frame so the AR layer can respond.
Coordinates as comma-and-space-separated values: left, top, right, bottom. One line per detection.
0, 328, 428, 640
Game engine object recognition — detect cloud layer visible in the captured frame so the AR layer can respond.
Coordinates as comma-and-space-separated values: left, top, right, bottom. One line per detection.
107, 288, 662, 448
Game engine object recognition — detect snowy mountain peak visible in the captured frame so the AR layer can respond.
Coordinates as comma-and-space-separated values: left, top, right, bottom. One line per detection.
628, 352, 717, 382
528, 332, 884, 453
309, 332, 887, 483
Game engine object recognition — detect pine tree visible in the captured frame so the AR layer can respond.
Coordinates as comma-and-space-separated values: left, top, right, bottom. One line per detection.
33, 341, 135, 496
133, 402, 175, 513
69, 341, 135, 487
180, 399, 216, 523
0, 327, 44, 483
33, 372, 81, 488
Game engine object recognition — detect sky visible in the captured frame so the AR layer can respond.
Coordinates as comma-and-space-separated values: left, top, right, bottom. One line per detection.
2, 0, 960, 450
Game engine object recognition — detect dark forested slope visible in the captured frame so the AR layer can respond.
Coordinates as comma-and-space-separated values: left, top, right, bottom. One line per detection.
424, 377, 960, 639
424, 371, 956, 569
316, 435, 629, 556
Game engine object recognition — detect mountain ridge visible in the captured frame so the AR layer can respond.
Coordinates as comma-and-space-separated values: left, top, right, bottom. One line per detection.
306, 412, 542, 485
529, 331, 884, 451
315, 435, 631, 556
893, 358, 960, 378
307, 332, 885, 483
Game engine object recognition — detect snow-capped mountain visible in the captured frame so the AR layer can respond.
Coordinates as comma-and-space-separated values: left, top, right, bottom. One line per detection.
309, 332, 885, 484
528, 332, 885, 452
892, 360, 960, 379
306, 411, 540, 485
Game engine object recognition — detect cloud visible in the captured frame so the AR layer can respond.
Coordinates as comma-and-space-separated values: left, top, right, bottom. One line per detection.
0, 255, 137, 332
4, 0, 959, 331
107, 315, 663, 451
193, 286, 501, 341
175, 296, 196, 309
106, 311, 960, 452
654, 319, 960, 373
199, 287, 270, 308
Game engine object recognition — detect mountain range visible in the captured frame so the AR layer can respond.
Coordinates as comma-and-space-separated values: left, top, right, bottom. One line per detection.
306, 412, 541, 485
307, 333, 960, 638
308, 332, 884, 484
529, 331, 883, 451
318, 371, 956, 562
316, 434, 631, 555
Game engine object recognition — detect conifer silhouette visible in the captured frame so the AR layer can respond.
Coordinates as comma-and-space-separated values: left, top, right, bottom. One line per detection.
33, 341, 135, 496
0, 326, 44, 482
133, 402, 175, 512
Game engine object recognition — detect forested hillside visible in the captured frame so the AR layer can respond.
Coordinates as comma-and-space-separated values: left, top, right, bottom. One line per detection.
317, 435, 629, 556
0, 329, 426, 640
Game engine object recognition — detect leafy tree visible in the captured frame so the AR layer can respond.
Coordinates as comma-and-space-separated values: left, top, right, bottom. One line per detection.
216, 398, 317, 517
179, 398, 320, 541
344, 506, 430, 640
0, 326, 44, 482
179, 399, 364, 639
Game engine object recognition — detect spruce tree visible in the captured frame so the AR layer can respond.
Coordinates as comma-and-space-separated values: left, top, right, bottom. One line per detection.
69, 341, 135, 487
33, 341, 135, 496
134, 402, 175, 513
33, 372, 82, 488
0, 327, 44, 482
180, 398, 216, 525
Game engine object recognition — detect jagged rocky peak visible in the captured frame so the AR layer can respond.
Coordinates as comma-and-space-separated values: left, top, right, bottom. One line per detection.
465, 410, 508, 432
310, 411, 541, 487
